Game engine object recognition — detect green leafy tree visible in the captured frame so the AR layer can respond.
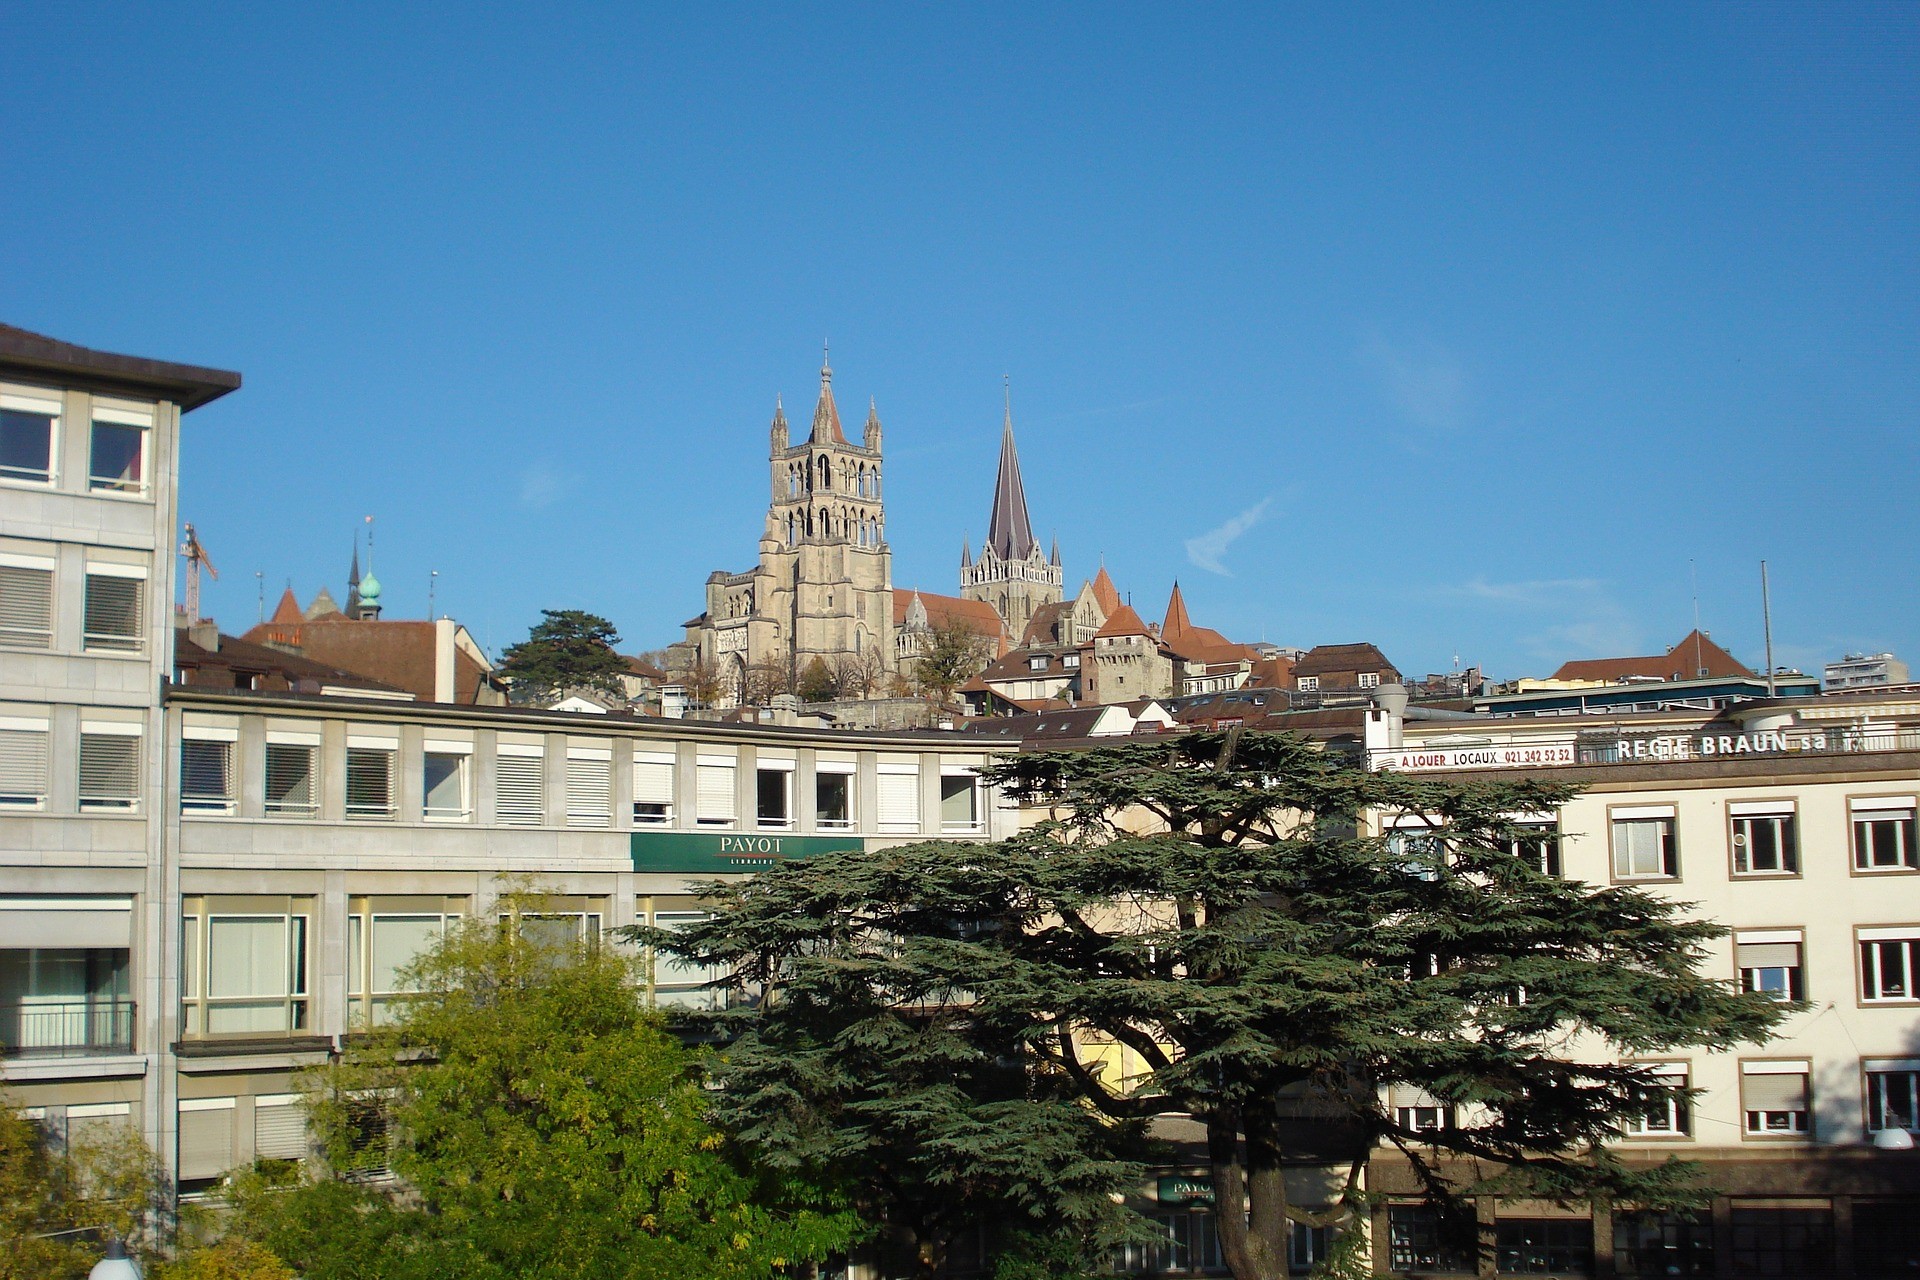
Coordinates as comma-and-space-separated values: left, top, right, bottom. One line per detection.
498, 609, 629, 701
910, 619, 990, 706
233, 893, 857, 1280
795, 656, 839, 703
0, 1101, 173, 1279
656, 731, 1784, 1280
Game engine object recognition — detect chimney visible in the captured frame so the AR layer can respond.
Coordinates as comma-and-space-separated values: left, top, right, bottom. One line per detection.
188, 620, 219, 652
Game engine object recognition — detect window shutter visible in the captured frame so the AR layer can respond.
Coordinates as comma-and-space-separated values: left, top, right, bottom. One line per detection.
253, 1099, 307, 1161
696, 761, 736, 822
0, 565, 53, 647
345, 748, 394, 818
180, 739, 232, 810
0, 726, 50, 806
1742, 1072, 1808, 1112
634, 758, 673, 805
83, 573, 143, 651
178, 1102, 236, 1180
78, 732, 140, 809
877, 770, 919, 831
565, 755, 611, 828
264, 744, 316, 815
1736, 942, 1800, 969
495, 753, 545, 826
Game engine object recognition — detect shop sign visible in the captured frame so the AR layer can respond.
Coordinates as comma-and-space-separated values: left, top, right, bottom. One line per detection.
630, 831, 865, 874
1609, 730, 1811, 762
1156, 1175, 1215, 1205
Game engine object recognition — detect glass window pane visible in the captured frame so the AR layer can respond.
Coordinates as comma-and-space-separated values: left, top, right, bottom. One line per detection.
424, 753, 466, 817
0, 409, 54, 482
82, 575, 144, 651
88, 422, 144, 491
371, 915, 442, 992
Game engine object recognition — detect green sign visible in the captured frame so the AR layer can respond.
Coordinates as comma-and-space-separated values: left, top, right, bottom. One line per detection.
1156, 1175, 1214, 1205
630, 831, 866, 874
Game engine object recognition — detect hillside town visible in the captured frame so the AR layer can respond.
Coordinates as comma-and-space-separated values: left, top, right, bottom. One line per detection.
4, 320, 1918, 1280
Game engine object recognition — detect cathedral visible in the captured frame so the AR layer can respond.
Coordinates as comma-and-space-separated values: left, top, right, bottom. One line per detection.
672, 355, 1054, 706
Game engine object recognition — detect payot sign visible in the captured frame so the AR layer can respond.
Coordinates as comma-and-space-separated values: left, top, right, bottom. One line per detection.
631, 831, 865, 874
1377, 744, 1577, 772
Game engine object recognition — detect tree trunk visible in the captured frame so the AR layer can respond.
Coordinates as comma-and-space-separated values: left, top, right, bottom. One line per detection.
1207, 1104, 1289, 1280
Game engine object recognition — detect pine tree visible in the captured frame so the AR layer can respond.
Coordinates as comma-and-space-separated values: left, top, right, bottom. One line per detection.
497, 610, 629, 702
651, 731, 1784, 1280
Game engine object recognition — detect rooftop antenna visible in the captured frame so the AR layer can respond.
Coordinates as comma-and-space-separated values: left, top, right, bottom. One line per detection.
1689, 556, 1704, 679
1761, 560, 1776, 697
429, 569, 439, 620
254, 571, 264, 623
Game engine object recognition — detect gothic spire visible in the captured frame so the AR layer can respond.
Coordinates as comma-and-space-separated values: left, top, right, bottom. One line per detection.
984, 391, 1037, 561
1163, 581, 1193, 645
960, 538, 972, 568
808, 345, 845, 445
772, 394, 787, 430
345, 537, 362, 618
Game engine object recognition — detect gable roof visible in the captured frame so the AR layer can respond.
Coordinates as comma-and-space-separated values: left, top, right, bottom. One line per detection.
892, 588, 1006, 645
1551, 630, 1753, 683
0, 322, 241, 411
1089, 567, 1121, 615
1293, 642, 1399, 679
1018, 599, 1078, 647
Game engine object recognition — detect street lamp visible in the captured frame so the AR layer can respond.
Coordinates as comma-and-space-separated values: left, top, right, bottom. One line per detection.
88, 1237, 143, 1280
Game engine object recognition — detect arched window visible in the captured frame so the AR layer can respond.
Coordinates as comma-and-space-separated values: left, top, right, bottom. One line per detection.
818, 456, 831, 488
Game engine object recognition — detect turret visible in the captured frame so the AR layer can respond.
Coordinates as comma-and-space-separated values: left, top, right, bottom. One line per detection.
864, 397, 882, 450
770, 396, 788, 451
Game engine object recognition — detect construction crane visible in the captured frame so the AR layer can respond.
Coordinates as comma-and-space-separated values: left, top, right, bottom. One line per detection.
179, 523, 218, 623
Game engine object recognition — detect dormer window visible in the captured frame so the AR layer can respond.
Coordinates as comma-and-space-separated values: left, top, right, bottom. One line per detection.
1358, 672, 1381, 690
1298, 676, 1320, 692
1029, 656, 1048, 671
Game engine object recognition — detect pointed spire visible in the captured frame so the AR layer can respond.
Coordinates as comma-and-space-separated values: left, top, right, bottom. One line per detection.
984, 387, 1037, 561
1090, 566, 1121, 615
772, 394, 787, 430
960, 538, 972, 568
1163, 581, 1193, 644
270, 586, 303, 625
1050, 535, 1061, 567
345, 537, 362, 618
808, 344, 845, 444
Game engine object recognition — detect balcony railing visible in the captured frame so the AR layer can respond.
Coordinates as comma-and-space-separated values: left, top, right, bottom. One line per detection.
1, 1000, 136, 1057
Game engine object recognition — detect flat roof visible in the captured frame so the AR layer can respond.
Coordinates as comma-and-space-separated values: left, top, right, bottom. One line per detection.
0, 322, 241, 411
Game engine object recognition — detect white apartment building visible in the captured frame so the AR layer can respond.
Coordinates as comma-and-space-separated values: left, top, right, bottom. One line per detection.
1357, 692, 1920, 1278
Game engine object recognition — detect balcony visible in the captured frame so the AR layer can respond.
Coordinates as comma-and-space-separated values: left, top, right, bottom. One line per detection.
1, 999, 136, 1058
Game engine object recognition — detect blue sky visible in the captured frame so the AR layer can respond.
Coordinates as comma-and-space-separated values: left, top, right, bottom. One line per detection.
6, 4, 1916, 679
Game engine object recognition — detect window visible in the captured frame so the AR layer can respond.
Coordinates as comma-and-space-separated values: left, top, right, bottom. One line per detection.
1612, 1211, 1712, 1278
0, 400, 56, 484
1860, 931, 1919, 1002
1736, 932, 1804, 1001
0, 719, 50, 809
1495, 1219, 1593, 1275
1740, 1061, 1809, 1135
1063, 652, 1079, 669
756, 762, 793, 830
1852, 797, 1918, 871
1612, 809, 1677, 879
422, 747, 470, 821
1288, 1222, 1332, 1272
649, 908, 723, 1009
1028, 655, 1048, 671
940, 771, 981, 833
815, 763, 853, 829
82, 568, 144, 653
77, 727, 140, 812
1727, 1205, 1831, 1277
1297, 676, 1320, 692
510, 909, 601, 953
1357, 671, 1381, 690
88, 415, 147, 493
1388, 1204, 1475, 1273
181, 897, 311, 1036
345, 744, 396, 820
565, 743, 611, 828
0, 943, 132, 1056
1626, 1065, 1690, 1136
1866, 1065, 1920, 1134
495, 744, 545, 826
347, 897, 463, 1027
1508, 823, 1561, 876
633, 752, 673, 825
1731, 805, 1797, 874
180, 738, 234, 814
0, 557, 54, 647
695, 756, 736, 827
1113, 1210, 1223, 1275
1391, 1085, 1451, 1134
1854, 1200, 1920, 1277
263, 742, 318, 816
877, 763, 920, 834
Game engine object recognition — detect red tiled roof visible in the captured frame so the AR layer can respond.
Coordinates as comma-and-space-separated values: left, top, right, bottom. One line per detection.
1089, 567, 1121, 615
1095, 602, 1152, 639
1293, 642, 1398, 679
1551, 630, 1752, 682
